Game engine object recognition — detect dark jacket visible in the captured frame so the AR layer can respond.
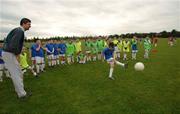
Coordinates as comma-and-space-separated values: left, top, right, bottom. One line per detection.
3, 27, 25, 55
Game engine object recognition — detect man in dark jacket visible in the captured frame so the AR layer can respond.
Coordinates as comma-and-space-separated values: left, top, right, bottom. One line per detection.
2, 18, 31, 98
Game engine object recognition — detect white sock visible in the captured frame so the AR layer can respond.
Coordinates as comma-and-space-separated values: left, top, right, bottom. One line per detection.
54, 60, 57, 66
51, 60, 54, 66
134, 53, 137, 59
40, 64, 44, 71
117, 53, 120, 58
67, 57, 71, 64
36, 64, 40, 73
109, 68, 114, 78
42, 63, 45, 69
115, 60, 124, 67
48, 61, 51, 66
72, 57, 74, 63
93, 56, 96, 61
57, 60, 60, 65
124, 53, 127, 60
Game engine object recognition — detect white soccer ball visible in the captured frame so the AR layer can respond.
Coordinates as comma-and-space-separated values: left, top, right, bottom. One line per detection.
134, 62, 144, 71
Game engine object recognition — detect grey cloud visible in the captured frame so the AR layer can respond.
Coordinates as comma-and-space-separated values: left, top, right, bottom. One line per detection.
0, 0, 179, 39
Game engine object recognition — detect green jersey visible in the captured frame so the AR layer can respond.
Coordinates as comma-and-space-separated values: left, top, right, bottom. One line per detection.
91, 42, 98, 54
85, 41, 92, 51
66, 43, 75, 55
19, 52, 29, 69
97, 40, 104, 52
117, 40, 123, 50
123, 40, 130, 52
144, 39, 151, 50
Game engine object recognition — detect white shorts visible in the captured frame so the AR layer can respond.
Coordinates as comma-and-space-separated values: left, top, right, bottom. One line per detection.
53, 55, 59, 59
31, 57, 35, 61
59, 54, 65, 57
35, 57, 44, 64
47, 54, 54, 60
132, 50, 138, 53
114, 46, 119, 52
86, 51, 91, 54
106, 58, 114, 64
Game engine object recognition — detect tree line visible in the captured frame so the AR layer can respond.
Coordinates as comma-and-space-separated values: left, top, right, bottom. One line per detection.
1, 29, 180, 43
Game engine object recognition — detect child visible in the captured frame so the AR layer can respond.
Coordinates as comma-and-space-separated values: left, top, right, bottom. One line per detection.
45, 39, 54, 67
122, 38, 130, 60
34, 39, 45, 74
113, 37, 119, 59
58, 40, 67, 65
74, 39, 82, 62
66, 40, 75, 64
102, 42, 127, 80
131, 36, 138, 60
115, 38, 122, 60
144, 37, 152, 59
168, 36, 174, 46
91, 39, 98, 61
19, 47, 37, 76
97, 38, 105, 60
0, 44, 10, 82
53, 40, 60, 66
85, 39, 92, 62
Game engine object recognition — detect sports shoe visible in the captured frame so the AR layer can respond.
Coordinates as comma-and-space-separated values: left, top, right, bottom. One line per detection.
124, 63, 128, 69
109, 77, 115, 80
19, 91, 32, 100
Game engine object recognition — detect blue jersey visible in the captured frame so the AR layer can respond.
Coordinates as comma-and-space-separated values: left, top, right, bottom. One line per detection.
103, 48, 114, 60
59, 43, 66, 54
31, 44, 36, 57
46, 43, 54, 55
0, 49, 4, 64
132, 44, 137, 50
35, 45, 44, 57
53, 44, 59, 55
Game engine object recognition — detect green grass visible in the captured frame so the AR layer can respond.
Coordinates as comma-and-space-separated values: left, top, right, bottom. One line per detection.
0, 39, 180, 114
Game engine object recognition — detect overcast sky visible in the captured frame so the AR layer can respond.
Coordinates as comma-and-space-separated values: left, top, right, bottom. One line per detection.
0, 0, 180, 39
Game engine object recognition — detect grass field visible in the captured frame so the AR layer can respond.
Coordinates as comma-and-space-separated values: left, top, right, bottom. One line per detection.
0, 39, 179, 114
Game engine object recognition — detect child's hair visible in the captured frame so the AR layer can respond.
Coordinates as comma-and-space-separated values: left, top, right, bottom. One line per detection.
109, 42, 114, 48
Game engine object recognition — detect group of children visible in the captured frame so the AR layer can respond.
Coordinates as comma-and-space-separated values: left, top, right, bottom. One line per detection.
0, 36, 154, 81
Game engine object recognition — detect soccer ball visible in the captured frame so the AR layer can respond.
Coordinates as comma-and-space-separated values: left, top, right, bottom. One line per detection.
134, 62, 144, 71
